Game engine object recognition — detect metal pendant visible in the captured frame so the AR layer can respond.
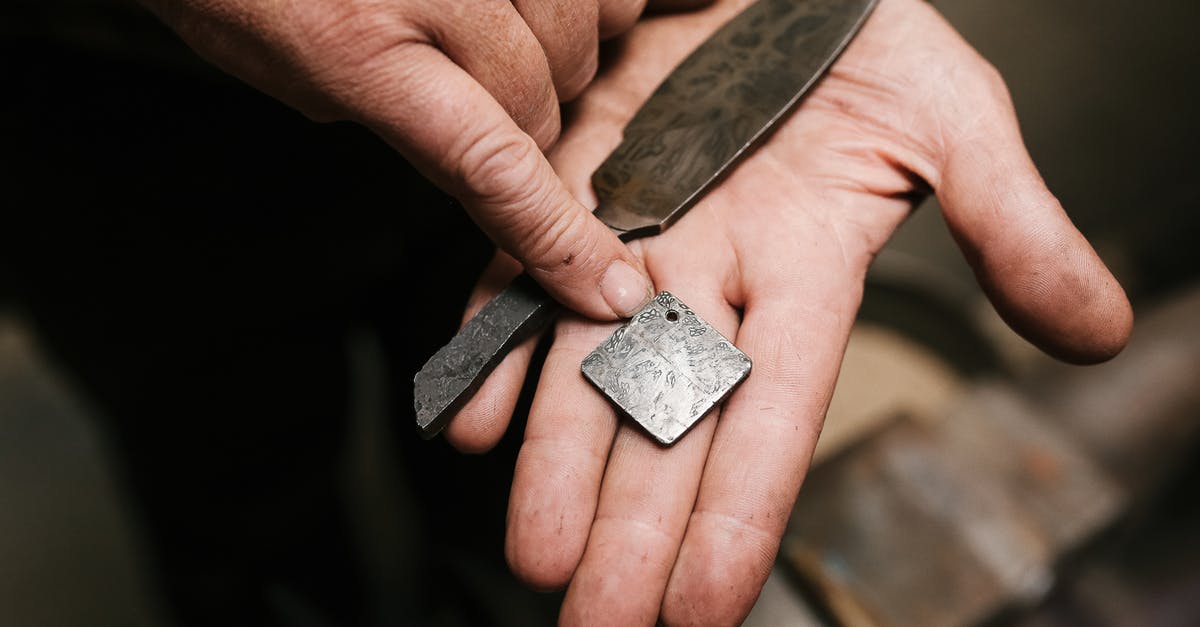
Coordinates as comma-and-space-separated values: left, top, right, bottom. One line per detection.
581, 292, 752, 445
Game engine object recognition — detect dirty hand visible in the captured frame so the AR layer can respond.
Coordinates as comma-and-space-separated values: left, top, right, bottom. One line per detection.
140, 0, 711, 319
446, 0, 1133, 624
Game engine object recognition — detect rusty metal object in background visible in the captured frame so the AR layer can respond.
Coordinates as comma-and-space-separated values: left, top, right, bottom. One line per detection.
582, 292, 751, 445
785, 392, 1122, 627
414, 0, 880, 439
772, 287, 1200, 627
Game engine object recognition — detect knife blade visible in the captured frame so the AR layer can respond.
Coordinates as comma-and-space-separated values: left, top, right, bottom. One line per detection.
414, 0, 879, 438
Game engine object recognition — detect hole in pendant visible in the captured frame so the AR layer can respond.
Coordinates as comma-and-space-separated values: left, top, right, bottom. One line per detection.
666, 310, 680, 322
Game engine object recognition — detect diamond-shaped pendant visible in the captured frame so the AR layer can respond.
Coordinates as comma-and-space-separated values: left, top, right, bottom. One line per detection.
581, 292, 752, 445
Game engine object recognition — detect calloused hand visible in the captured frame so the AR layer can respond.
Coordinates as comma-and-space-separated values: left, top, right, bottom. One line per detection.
447, 0, 1132, 624
141, 0, 713, 319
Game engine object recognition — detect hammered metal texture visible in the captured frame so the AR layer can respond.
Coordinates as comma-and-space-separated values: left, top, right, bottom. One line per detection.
413, 274, 559, 437
582, 292, 752, 445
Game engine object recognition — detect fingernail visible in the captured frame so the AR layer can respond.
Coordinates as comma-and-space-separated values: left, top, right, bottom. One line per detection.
600, 259, 654, 318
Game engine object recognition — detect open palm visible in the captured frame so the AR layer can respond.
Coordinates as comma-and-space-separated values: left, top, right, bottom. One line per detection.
443, 0, 1131, 624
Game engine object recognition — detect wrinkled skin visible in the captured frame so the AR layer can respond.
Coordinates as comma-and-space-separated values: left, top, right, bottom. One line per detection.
142, 0, 714, 319
446, 0, 1133, 624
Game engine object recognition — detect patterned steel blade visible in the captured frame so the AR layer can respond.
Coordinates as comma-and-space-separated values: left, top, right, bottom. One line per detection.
593, 0, 878, 237
414, 0, 878, 438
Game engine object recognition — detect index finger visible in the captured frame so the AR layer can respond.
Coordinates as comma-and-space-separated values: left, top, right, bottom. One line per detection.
342, 41, 653, 321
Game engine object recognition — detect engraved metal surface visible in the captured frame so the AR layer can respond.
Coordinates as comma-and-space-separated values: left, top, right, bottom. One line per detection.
582, 292, 752, 445
415, 0, 879, 439
413, 274, 559, 436
592, 0, 880, 237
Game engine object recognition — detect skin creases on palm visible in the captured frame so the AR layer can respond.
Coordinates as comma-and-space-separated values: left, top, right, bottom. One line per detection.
449, 0, 1132, 624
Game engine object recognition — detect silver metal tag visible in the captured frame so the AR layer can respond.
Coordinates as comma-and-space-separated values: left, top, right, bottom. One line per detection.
581, 292, 752, 445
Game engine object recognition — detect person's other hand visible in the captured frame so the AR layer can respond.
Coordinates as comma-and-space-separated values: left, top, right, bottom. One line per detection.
140, 0, 711, 319
446, 0, 1133, 623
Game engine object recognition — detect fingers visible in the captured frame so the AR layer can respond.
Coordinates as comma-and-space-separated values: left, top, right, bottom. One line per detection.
443, 253, 539, 453
598, 0, 649, 40
504, 315, 621, 589
929, 61, 1132, 363
412, 0, 562, 147
512, 0, 600, 102
145, 0, 661, 319
404, 3, 656, 321
216, 0, 654, 321
560, 420, 717, 626
821, 0, 1131, 364
346, 41, 653, 321
661, 272, 861, 626
556, 286, 740, 626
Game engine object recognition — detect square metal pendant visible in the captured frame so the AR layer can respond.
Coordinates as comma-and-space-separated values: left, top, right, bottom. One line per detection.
581, 291, 752, 445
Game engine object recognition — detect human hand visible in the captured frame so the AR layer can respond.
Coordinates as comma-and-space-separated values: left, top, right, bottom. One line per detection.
140, 0, 714, 318
446, 0, 1133, 624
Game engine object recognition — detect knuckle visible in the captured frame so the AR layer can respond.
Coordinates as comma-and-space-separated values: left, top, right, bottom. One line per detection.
919, 51, 1018, 146
454, 129, 600, 275
455, 127, 545, 205
554, 47, 599, 102
454, 6, 562, 145
304, 11, 423, 81
475, 56, 560, 148
661, 513, 777, 627
970, 57, 1014, 111
160, 0, 406, 124
538, 4, 600, 101
526, 103, 562, 150
299, 3, 413, 58
598, 0, 648, 39
520, 203, 602, 279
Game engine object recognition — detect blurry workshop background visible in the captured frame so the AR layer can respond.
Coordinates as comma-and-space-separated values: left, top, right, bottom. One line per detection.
1, 0, 1197, 625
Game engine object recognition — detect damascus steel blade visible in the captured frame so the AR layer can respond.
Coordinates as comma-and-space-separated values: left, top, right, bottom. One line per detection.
413, 274, 558, 437
414, 0, 879, 438
592, 0, 880, 236
582, 292, 751, 445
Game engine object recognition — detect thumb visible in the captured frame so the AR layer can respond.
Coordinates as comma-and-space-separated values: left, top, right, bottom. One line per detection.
935, 68, 1133, 364
354, 46, 655, 320
448, 110, 655, 320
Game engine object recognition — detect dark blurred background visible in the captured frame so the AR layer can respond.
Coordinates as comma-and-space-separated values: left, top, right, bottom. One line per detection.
0, 1, 1197, 626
